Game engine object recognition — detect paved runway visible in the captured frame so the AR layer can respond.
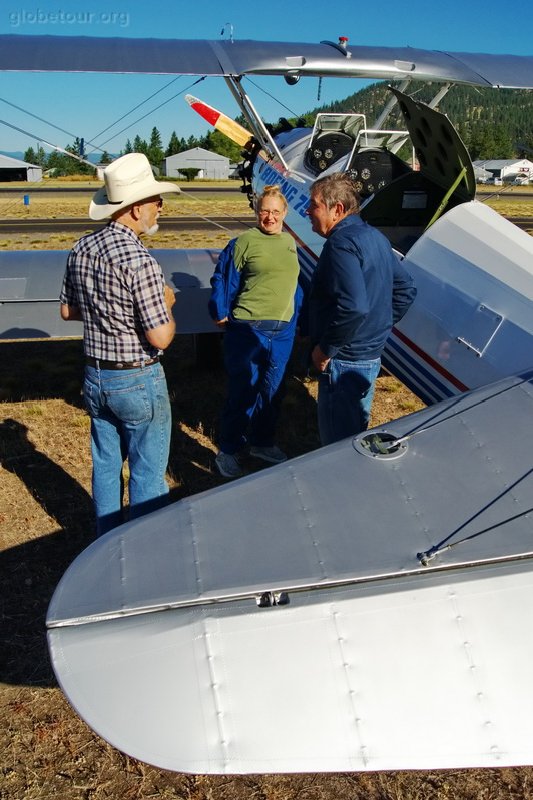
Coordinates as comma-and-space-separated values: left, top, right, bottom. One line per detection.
0, 185, 241, 194
1, 215, 530, 235
0, 216, 255, 234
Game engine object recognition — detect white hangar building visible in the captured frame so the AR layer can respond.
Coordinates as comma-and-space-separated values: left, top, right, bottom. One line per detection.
473, 158, 533, 183
0, 153, 43, 182
163, 147, 230, 180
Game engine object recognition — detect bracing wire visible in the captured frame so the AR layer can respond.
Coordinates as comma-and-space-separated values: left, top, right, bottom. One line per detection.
89, 75, 183, 143
0, 95, 104, 155
244, 77, 300, 119
89, 76, 207, 154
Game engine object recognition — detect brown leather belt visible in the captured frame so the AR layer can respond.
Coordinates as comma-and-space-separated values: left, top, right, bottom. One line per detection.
85, 356, 159, 370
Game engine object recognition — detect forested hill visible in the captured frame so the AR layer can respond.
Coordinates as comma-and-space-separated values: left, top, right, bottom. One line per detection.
303, 82, 533, 160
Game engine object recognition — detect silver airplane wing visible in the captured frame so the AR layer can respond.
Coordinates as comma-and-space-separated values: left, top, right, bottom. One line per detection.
0, 34, 533, 89
0, 249, 219, 339
47, 371, 533, 773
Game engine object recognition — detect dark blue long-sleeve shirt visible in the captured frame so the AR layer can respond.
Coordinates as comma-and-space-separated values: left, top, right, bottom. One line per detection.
308, 214, 416, 361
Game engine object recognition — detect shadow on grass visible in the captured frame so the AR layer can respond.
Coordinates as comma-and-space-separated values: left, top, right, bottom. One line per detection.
0, 527, 95, 688
165, 335, 319, 499
0, 335, 319, 690
0, 338, 85, 405
0, 416, 94, 687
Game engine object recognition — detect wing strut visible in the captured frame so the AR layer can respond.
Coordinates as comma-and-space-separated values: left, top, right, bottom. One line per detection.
427, 82, 453, 108
223, 76, 289, 172
371, 79, 411, 129
375, 81, 454, 155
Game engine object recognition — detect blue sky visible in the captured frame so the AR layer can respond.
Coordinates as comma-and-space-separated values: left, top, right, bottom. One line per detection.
1, 0, 532, 156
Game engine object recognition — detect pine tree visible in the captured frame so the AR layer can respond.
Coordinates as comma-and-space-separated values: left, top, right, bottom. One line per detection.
46, 149, 71, 176
23, 147, 37, 165
165, 131, 181, 156
65, 139, 92, 174
35, 145, 47, 166
132, 135, 148, 155
147, 126, 164, 167
24, 145, 48, 168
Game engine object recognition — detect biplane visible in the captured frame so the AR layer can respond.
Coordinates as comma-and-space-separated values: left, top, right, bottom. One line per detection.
2, 32, 533, 774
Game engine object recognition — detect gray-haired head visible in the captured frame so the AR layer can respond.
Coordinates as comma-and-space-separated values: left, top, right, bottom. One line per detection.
310, 173, 360, 215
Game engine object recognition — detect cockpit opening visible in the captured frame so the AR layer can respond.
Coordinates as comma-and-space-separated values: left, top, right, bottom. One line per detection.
304, 113, 366, 175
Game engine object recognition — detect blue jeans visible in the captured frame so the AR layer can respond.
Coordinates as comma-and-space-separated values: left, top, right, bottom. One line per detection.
219, 319, 295, 455
83, 361, 172, 536
317, 357, 381, 446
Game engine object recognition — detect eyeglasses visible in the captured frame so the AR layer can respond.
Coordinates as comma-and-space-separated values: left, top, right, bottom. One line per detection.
143, 196, 163, 208
258, 209, 282, 218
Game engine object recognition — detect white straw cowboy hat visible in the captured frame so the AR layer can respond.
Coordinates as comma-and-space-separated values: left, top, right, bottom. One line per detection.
89, 152, 180, 221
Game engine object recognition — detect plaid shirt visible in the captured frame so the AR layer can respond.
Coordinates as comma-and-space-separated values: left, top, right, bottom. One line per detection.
60, 221, 170, 361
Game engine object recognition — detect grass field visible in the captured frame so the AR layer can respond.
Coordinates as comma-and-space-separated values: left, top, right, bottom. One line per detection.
2, 186, 533, 799
0, 184, 252, 252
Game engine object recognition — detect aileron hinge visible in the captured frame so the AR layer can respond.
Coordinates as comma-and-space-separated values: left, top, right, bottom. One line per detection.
256, 591, 290, 608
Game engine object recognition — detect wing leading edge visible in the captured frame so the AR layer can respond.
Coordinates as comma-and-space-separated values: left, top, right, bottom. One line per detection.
1, 34, 533, 89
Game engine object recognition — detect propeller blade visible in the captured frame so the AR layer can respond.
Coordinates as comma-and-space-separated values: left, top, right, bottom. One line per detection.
185, 94, 252, 147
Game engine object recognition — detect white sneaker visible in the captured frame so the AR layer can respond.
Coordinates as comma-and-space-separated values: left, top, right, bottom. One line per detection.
215, 451, 243, 479
249, 445, 287, 464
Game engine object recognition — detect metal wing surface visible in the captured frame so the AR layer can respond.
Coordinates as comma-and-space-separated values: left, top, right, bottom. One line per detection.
0, 248, 219, 339
47, 372, 533, 772
1, 34, 533, 88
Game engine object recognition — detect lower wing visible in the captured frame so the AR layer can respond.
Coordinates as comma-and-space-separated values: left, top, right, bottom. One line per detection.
47, 371, 533, 773
0, 248, 220, 339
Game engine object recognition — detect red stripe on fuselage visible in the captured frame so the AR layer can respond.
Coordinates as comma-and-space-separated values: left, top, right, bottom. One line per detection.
392, 328, 469, 393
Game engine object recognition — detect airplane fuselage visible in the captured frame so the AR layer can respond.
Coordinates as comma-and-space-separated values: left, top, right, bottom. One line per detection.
250, 102, 533, 406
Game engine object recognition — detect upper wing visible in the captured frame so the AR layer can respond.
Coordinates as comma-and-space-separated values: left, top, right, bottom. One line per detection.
0, 248, 220, 340
0, 34, 532, 89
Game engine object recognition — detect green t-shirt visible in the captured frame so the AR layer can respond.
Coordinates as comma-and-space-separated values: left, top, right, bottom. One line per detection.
232, 227, 300, 322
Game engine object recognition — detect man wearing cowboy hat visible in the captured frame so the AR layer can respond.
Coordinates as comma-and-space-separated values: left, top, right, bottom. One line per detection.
60, 152, 180, 536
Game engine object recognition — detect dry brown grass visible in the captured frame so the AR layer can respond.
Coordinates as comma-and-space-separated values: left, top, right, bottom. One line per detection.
0, 229, 235, 252
0, 190, 250, 219
2, 186, 533, 799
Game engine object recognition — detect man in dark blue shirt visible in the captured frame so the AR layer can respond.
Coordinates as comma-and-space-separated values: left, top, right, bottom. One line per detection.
307, 172, 416, 445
